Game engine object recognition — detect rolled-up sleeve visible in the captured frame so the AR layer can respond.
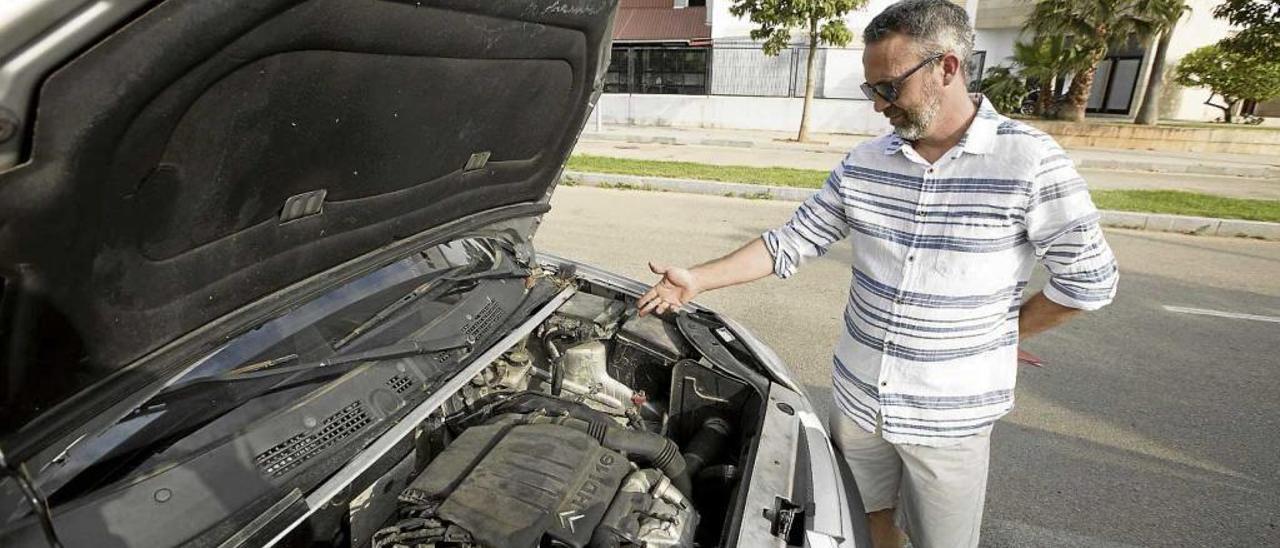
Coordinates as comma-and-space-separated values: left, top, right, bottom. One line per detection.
1024, 143, 1119, 310
762, 161, 852, 279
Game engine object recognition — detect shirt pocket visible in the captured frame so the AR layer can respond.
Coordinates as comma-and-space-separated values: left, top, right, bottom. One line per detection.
929, 205, 1021, 281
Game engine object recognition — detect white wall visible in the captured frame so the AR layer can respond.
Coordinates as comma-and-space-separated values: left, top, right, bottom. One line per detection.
1162, 0, 1239, 121
822, 48, 865, 99
974, 27, 1022, 75
598, 93, 892, 134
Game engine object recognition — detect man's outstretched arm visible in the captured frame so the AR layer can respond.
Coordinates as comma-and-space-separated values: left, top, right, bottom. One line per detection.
637, 237, 773, 316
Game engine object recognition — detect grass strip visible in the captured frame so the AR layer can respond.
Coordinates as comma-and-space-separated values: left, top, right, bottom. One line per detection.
1091, 190, 1280, 223
568, 155, 1280, 223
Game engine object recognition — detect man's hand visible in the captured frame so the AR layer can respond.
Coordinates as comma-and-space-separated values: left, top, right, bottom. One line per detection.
637, 262, 700, 316
637, 238, 776, 317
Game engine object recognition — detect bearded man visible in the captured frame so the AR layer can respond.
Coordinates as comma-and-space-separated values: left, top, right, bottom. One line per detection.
637, 1, 1119, 546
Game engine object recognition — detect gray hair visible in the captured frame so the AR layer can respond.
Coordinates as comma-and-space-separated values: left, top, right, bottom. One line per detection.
864, 0, 974, 73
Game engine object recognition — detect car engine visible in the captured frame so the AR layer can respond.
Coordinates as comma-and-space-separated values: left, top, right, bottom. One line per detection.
343, 289, 756, 548
370, 415, 696, 548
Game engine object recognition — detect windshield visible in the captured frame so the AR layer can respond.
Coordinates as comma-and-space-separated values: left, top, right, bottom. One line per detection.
34, 235, 522, 503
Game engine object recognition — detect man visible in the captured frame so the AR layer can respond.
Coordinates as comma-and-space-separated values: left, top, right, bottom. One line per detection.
636, 1, 1119, 546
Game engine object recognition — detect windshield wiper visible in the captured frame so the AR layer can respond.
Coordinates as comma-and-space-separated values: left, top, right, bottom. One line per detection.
331, 263, 531, 350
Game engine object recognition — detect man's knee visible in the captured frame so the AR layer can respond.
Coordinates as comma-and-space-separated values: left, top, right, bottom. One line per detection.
866, 509, 904, 548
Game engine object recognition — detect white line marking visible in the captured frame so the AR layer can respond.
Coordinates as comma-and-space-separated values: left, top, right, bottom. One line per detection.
1162, 305, 1280, 324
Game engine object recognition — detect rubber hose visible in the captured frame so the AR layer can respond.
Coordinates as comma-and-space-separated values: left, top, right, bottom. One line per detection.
541, 328, 570, 396
696, 464, 740, 485
682, 417, 732, 478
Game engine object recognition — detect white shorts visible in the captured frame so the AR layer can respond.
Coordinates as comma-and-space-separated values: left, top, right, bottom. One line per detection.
829, 408, 991, 548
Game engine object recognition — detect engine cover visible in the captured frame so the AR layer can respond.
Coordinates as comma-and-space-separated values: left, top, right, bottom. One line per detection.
396, 422, 632, 548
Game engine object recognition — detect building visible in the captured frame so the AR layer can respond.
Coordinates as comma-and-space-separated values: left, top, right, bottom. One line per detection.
596, 0, 1261, 134
974, 0, 1256, 122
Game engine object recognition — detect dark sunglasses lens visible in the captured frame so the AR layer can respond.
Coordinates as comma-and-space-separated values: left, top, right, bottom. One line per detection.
860, 83, 877, 101
874, 83, 896, 102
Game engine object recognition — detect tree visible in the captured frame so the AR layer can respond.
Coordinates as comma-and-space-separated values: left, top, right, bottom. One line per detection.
1011, 35, 1093, 117
1134, 0, 1190, 125
1026, 0, 1170, 122
980, 66, 1030, 114
730, 0, 867, 142
1213, 0, 1280, 59
1173, 44, 1280, 123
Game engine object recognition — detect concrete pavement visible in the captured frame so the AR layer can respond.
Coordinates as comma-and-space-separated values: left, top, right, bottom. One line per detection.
536, 186, 1280, 548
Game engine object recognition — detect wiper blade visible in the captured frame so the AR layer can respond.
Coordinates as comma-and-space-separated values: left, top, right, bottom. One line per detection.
143, 333, 474, 411
331, 264, 530, 350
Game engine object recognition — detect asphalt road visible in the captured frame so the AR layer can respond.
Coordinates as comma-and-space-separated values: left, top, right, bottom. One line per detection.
536, 186, 1280, 548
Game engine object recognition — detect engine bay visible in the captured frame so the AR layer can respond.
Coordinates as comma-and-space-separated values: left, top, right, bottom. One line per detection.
302, 285, 767, 548
1, 259, 773, 548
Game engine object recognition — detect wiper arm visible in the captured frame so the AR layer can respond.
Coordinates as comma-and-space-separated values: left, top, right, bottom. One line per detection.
331, 264, 531, 350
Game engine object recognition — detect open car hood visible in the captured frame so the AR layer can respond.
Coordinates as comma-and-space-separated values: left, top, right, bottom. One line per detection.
0, 0, 617, 452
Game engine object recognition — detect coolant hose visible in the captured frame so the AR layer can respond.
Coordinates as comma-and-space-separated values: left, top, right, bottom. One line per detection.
696, 464, 740, 486
682, 417, 732, 478
541, 328, 570, 396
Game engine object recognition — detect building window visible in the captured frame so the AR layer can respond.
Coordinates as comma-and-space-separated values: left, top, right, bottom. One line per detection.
605, 46, 710, 95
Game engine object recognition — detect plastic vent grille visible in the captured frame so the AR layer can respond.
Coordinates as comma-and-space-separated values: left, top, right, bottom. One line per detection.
463, 300, 504, 340
255, 401, 372, 477
386, 374, 413, 394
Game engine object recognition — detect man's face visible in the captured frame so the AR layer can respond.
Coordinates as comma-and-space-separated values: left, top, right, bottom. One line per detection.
862, 33, 944, 140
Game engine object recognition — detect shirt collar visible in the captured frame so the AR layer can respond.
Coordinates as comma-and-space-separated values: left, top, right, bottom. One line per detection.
882, 93, 1002, 156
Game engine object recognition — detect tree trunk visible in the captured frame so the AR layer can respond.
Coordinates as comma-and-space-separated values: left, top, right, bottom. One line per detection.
1135, 27, 1174, 126
797, 18, 819, 142
1224, 99, 1239, 123
1037, 77, 1054, 117
1061, 59, 1101, 122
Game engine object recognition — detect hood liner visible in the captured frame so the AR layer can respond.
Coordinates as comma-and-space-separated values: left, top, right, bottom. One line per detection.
0, 0, 616, 447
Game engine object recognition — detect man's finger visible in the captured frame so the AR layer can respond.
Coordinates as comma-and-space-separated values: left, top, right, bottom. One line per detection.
637, 288, 658, 310
649, 262, 667, 275
638, 297, 662, 317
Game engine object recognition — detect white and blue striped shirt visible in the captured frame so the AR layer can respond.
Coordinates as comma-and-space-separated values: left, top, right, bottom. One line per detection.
763, 96, 1118, 446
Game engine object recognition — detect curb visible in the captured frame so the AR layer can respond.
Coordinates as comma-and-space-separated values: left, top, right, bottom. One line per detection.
562, 171, 1280, 241
579, 132, 1280, 180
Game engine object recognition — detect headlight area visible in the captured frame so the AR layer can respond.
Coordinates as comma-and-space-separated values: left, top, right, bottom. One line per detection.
737, 385, 872, 548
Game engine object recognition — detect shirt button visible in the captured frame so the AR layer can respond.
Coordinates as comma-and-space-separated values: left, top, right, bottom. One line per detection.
926, 168, 935, 174
880, 381, 888, 387
916, 211, 927, 218
907, 255, 916, 262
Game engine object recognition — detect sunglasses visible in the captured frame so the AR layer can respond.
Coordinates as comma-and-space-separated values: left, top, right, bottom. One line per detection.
860, 53, 944, 103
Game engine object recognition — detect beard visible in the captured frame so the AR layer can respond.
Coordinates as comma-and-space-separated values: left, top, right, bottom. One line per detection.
889, 80, 943, 140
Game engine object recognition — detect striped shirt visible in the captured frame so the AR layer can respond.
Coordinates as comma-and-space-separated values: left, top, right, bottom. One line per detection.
762, 95, 1118, 446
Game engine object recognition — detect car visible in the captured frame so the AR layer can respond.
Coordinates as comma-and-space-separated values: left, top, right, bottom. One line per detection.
0, 1, 870, 547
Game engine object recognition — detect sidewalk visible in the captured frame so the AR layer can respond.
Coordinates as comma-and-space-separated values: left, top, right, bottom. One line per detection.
578, 124, 1280, 181
562, 171, 1280, 241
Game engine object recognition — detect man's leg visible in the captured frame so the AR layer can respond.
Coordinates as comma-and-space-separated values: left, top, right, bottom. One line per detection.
829, 407, 904, 548
894, 430, 992, 548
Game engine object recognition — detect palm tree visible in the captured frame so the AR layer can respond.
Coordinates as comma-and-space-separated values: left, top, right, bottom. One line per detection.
1011, 36, 1094, 117
1025, 0, 1168, 121
1133, 0, 1190, 125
